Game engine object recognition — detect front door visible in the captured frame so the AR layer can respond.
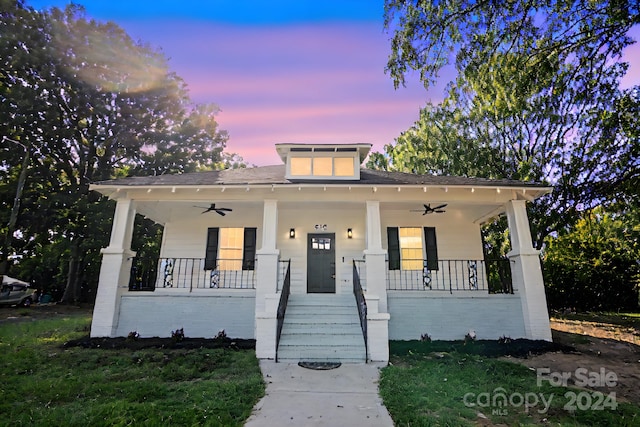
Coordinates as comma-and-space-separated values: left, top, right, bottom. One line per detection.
307, 233, 335, 293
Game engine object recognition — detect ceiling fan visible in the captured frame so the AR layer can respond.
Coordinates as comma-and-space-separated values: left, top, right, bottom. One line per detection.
411, 203, 447, 215
194, 203, 233, 216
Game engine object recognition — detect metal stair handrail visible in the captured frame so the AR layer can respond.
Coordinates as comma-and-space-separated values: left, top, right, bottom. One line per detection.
353, 260, 368, 362
275, 259, 291, 362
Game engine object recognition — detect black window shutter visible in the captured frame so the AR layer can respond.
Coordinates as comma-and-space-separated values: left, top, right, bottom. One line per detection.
204, 228, 219, 270
424, 227, 439, 271
387, 227, 400, 270
242, 227, 257, 270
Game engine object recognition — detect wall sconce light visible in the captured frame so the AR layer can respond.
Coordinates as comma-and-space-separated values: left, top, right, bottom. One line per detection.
347, 228, 353, 239
289, 228, 295, 239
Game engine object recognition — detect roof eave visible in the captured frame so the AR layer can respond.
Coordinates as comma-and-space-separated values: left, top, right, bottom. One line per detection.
90, 182, 553, 201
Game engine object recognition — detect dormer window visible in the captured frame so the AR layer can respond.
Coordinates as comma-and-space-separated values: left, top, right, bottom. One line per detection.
334, 157, 355, 176
312, 157, 333, 176
277, 143, 371, 181
290, 156, 353, 177
290, 157, 312, 175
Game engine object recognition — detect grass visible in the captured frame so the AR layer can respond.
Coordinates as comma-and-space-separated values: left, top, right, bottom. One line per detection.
0, 314, 265, 426
380, 340, 640, 427
551, 311, 640, 329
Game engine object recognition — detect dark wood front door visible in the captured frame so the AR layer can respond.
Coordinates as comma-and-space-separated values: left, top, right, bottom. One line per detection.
307, 233, 335, 293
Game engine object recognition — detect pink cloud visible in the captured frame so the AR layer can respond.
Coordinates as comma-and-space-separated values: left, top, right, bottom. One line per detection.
125, 20, 640, 167
116, 20, 434, 165
217, 99, 422, 165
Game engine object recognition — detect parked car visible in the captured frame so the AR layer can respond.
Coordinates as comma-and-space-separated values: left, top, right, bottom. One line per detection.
0, 283, 35, 307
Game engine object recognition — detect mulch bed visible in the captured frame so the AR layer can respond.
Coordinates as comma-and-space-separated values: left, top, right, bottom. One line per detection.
64, 336, 256, 350
390, 338, 576, 359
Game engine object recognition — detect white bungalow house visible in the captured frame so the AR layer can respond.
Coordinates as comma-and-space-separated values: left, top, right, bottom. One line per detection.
90, 143, 552, 363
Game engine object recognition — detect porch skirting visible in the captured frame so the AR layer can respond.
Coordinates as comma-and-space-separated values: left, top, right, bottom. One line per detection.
388, 292, 526, 341
114, 291, 256, 338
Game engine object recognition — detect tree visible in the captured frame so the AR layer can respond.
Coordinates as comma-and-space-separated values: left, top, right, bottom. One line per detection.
543, 207, 640, 311
384, 0, 640, 91
1, 1, 238, 302
377, 0, 640, 248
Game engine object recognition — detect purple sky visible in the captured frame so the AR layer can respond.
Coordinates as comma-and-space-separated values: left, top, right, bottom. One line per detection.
28, 1, 640, 166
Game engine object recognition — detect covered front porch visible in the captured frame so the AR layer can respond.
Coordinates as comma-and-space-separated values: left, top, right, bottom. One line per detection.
90, 181, 552, 363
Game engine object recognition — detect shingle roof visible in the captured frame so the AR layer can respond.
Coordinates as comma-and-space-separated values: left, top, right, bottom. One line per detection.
92, 165, 549, 189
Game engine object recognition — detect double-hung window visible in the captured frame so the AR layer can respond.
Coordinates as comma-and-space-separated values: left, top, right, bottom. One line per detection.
204, 227, 256, 271
387, 227, 439, 271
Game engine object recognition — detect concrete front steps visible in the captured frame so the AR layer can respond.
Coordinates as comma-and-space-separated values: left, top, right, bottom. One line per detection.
276, 293, 367, 363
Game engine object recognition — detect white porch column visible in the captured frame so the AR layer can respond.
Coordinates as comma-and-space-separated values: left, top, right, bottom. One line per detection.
90, 197, 136, 337
255, 199, 280, 359
364, 200, 390, 362
506, 199, 552, 341
364, 200, 388, 311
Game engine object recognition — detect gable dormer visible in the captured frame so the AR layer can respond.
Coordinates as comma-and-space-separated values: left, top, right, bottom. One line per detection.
276, 143, 372, 181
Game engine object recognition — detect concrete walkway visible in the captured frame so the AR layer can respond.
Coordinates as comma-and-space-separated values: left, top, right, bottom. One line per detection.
244, 361, 394, 426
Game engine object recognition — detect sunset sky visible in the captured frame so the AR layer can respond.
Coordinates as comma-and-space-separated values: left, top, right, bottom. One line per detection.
28, 1, 640, 166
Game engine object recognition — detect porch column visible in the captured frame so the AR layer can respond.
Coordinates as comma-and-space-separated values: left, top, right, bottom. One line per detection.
90, 197, 136, 337
505, 199, 552, 341
255, 199, 280, 359
364, 201, 387, 311
364, 200, 390, 362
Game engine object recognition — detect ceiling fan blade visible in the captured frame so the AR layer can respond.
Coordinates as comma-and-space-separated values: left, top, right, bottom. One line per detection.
196, 203, 233, 215
411, 204, 446, 214
197, 206, 214, 214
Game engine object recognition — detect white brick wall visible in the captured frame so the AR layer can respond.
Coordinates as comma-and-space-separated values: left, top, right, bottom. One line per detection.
388, 292, 526, 340
115, 292, 256, 338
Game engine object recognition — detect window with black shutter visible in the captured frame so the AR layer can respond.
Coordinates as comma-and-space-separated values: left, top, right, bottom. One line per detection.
242, 228, 257, 270
387, 227, 400, 270
204, 228, 219, 270
387, 226, 439, 271
424, 227, 439, 271
205, 227, 257, 271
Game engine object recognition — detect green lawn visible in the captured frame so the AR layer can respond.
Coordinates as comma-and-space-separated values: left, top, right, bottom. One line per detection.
551, 311, 640, 329
0, 313, 265, 426
380, 341, 640, 427
4, 310, 639, 426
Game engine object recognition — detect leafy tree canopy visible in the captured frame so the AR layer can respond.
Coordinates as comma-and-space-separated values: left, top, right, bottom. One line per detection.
377, 0, 640, 247
385, 0, 640, 91
1, 0, 242, 300
543, 206, 640, 311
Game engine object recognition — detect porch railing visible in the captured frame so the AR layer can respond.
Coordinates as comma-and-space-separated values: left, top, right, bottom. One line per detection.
353, 261, 368, 362
275, 259, 291, 362
128, 257, 256, 291
128, 258, 157, 291
386, 259, 513, 294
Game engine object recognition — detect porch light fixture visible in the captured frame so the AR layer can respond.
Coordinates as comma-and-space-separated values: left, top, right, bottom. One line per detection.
289, 228, 296, 239
347, 228, 353, 239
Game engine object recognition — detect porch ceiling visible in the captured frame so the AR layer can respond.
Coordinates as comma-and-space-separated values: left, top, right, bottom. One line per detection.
134, 200, 265, 225
133, 199, 508, 226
